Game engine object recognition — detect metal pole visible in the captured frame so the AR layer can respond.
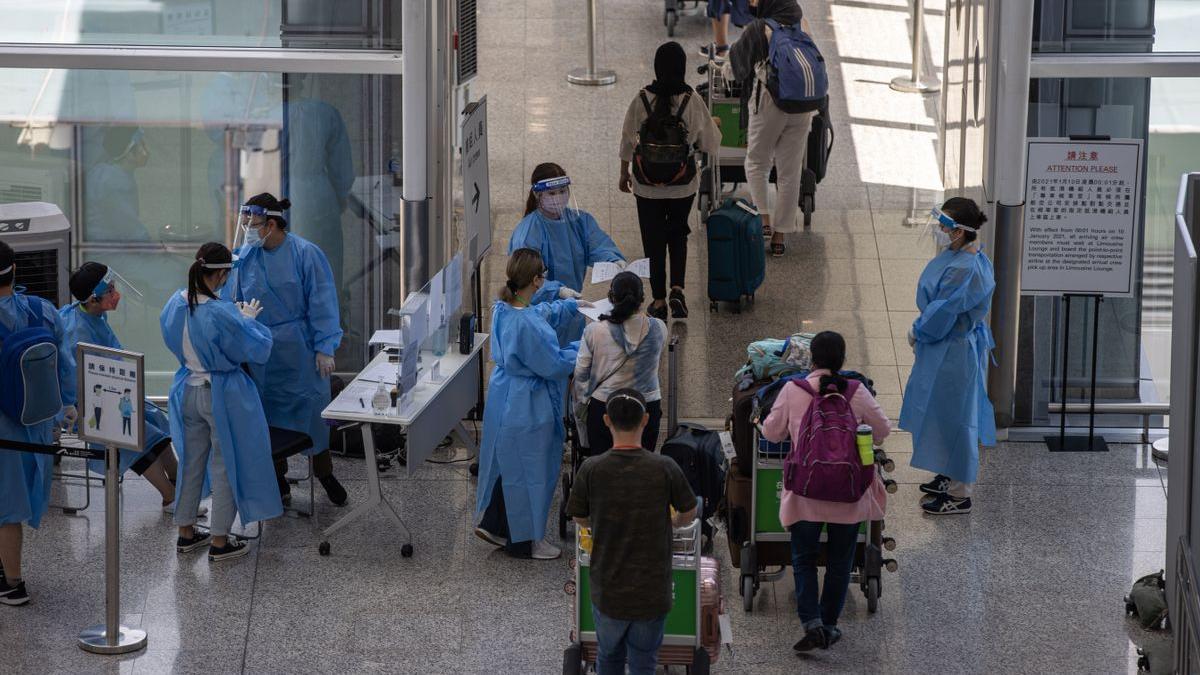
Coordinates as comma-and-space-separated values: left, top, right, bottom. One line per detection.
78, 446, 147, 654
890, 0, 940, 93
1057, 295, 1071, 446
1087, 296, 1102, 450
567, 0, 617, 86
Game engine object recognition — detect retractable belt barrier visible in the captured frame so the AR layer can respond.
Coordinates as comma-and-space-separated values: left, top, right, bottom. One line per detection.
5, 438, 148, 654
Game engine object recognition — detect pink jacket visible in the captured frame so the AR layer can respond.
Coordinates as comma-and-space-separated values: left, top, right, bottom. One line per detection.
761, 370, 891, 527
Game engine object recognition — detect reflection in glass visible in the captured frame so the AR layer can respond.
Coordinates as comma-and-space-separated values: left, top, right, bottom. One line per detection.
0, 67, 400, 395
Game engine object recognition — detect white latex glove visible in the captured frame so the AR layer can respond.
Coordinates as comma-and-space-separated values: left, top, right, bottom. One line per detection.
238, 298, 263, 320
62, 405, 78, 427
907, 328, 917, 349
316, 353, 335, 377
558, 287, 582, 300
614, 259, 628, 270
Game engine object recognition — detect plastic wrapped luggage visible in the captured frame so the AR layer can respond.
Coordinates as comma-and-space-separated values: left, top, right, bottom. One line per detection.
699, 556, 723, 663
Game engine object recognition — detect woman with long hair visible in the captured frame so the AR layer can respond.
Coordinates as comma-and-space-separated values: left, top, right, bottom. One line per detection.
159, 242, 281, 562
475, 248, 583, 560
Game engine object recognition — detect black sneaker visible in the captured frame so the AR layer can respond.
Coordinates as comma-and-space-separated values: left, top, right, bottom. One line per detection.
176, 528, 212, 553
320, 474, 348, 507
668, 289, 689, 319
0, 580, 29, 606
208, 536, 251, 562
918, 474, 951, 496
698, 44, 730, 61
647, 303, 668, 321
823, 626, 842, 648
922, 494, 972, 515
792, 628, 829, 652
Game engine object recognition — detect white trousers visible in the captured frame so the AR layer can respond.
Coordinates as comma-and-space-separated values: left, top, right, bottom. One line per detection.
745, 93, 815, 234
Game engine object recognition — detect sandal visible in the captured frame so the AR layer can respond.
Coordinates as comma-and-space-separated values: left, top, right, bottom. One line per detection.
770, 242, 785, 257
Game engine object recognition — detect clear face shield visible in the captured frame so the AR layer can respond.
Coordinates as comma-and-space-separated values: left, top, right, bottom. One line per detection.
531, 176, 577, 221
87, 268, 144, 311
921, 206, 962, 250
235, 204, 283, 249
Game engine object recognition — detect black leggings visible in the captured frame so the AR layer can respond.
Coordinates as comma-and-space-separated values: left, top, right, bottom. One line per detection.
585, 397, 664, 455
635, 194, 695, 300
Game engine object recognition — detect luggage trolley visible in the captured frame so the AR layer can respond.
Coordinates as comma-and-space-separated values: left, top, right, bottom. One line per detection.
738, 425, 898, 614
663, 0, 704, 37
563, 517, 721, 674
696, 57, 833, 227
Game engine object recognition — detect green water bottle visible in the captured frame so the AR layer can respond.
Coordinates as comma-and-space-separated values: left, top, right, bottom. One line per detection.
856, 425, 874, 466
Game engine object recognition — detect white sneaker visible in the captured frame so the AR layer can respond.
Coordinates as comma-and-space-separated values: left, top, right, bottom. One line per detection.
163, 501, 208, 517
532, 540, 562, 560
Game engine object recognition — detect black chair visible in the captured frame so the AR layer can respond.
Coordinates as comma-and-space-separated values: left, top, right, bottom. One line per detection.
269, 426, 314, 519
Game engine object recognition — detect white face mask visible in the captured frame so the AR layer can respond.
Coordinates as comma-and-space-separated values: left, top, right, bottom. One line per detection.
540, 191, 569, 218
932, 227, 953, 249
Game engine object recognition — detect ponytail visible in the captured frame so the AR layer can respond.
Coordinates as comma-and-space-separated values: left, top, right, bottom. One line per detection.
498, 248, 545, 305
809, 330, 848, 394
601, 271, 644, 324
188, 242, 232, 313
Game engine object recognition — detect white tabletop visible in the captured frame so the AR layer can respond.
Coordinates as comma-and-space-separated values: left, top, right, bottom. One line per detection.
321, 333, 488, 427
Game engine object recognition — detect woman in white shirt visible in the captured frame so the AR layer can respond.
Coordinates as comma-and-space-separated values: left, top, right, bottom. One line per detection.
574, 271, 668, 454
619, 41, 721, 322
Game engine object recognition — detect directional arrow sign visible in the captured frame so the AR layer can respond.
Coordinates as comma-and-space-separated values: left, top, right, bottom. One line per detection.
461, 97, 491, 265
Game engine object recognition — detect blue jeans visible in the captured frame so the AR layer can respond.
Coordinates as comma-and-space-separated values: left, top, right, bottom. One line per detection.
591, 606, 666, 675
789, 521, 859, 629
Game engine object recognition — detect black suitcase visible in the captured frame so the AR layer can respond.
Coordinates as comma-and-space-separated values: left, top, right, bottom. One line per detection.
806, 95, 834, 184
661, 423, 727, 539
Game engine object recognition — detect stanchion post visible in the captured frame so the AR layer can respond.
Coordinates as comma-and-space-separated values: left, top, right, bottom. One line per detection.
890, 0, 940, 94
78, 445, 147, 655
567, 0, 617, 86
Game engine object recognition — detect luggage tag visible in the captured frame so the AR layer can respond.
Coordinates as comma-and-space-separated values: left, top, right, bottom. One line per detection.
718, 431, 736, 462
719, 613, 733, 647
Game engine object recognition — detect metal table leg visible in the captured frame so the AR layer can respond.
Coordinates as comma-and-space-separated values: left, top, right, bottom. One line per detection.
318, 423, 413, 557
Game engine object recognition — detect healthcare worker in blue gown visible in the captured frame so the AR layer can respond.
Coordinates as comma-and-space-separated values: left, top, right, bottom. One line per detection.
161, 243, 282, 562
475, 248, 584, 560
59, 262, 189, 513
0, 240, 75, 605
509, 162, 625, 346
226, 193, 348, 507
899, 197, 997, 516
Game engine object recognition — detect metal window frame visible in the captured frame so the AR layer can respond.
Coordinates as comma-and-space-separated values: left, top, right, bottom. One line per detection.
0, 43, 401, 74
1031, 52, 1200, 79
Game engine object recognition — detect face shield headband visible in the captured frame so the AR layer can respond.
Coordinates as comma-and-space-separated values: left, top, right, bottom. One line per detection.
0, 264, 11, 276
89, 268, 144, 301
236, 204, 284, 248
531, 176, 571, 193
198, 254, 241, 271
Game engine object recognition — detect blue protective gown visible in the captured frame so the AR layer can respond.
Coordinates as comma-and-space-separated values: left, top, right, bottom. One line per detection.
58, 304, 172, 476
899, 248, 998, 484
0, 294, 70, 528
509, 208, 624, 346
227, 234, 343, 456
160, 291, 283, 525
475, 299, 580, 543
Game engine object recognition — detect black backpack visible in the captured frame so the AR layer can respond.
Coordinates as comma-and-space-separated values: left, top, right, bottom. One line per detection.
661, 423, 727, 530
632, 90, 696, 187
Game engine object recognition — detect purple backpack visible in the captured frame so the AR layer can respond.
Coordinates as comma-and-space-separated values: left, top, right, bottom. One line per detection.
783, 378, 873, 503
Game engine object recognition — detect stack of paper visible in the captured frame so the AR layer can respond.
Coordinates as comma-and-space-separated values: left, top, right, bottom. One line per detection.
578, 298, 614, 323
591, 258, 651, 285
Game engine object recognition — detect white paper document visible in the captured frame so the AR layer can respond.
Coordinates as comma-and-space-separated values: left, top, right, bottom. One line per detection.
358, 360, 399, 385
591, 258, 651, 285
326, 381, 382, 414
577, 298, 614, 323
368, 329, 401, 346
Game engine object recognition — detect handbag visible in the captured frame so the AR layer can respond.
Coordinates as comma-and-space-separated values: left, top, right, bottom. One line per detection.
574, 319, 646, 448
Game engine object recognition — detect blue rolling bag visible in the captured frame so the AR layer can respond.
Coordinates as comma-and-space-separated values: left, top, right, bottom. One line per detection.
706, 197, 765, 313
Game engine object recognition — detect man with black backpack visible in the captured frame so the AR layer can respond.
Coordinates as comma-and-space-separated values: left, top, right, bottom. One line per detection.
728, 0, 826, 258
0, 241, 75, 606
619, 41, 721, 323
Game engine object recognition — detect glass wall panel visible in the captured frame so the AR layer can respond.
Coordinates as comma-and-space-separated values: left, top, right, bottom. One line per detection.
1033, 0, 1200, 54
1017, 76, 1200, 425
0, 1, 400, 49
0, 66, 403, 394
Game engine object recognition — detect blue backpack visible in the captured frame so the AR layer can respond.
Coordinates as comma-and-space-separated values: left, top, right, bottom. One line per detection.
0, 299, 62, 426
763, 19, 828, 114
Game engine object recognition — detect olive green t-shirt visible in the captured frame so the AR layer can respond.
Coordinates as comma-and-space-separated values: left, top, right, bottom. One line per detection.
565, 448, 698, 621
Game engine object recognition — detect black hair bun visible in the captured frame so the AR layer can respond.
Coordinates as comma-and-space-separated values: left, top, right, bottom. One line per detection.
277, 198, 292, 211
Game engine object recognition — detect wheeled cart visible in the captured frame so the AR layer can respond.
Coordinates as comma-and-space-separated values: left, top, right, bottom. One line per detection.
663, 0, 704, 37
738, 427, 898, 613
563, 518, 721, 674
696, 59, 826, 227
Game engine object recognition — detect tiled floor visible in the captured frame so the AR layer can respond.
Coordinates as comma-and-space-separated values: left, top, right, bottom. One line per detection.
1, 0, 1172, 673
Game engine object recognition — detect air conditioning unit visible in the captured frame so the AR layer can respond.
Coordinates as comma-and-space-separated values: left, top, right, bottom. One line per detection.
0, 202, 70, 307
